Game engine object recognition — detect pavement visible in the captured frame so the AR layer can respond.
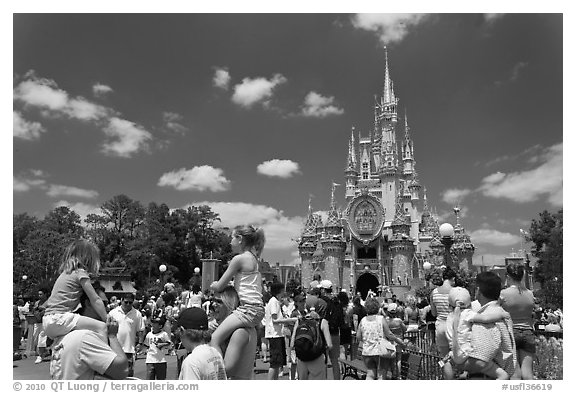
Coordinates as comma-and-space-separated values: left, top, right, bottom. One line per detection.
13, 347, 333, 380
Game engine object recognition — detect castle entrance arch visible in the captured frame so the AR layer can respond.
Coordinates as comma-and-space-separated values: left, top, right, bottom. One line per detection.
356, 272, 379, 299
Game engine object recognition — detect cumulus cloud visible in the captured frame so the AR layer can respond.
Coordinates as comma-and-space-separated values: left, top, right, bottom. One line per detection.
158, 166, 231, 192
257, 159, 301, 178
14, 71, 152, 157
232, 74, 287, 108
441, 188, 472, 205
14, 111, 46, 140
162, 112, 189, 134
46, 185, 99, 199
53, 200, 101, 222
92, 83, 113, 97
102, 117, 153, 158
187, 201, 304, 251
478, 143, 562, 207
495, 61, 529, 87
301, 91, 344, 118
351, 14, 430, 45
468, 228, 522, 247
213, 67, 231, 90
14, 176, 46, 192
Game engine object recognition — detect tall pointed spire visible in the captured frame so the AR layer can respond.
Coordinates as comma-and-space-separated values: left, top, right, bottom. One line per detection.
383, 46, 396, 105
346, 127, 357, 170
404, 109, 410, 140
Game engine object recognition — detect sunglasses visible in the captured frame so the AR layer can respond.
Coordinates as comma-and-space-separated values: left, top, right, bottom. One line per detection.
123, 300, 133, 304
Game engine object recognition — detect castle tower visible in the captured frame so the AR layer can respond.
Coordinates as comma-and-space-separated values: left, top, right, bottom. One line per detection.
389, 182, 415, 285
345, 127, 359, 201
298, 196, 320, 287
451, 206, 475, 271
320, 183, 347, 289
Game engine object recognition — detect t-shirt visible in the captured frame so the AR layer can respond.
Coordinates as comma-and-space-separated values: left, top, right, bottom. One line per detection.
500, 286, 535, 330
264, 297, 283, 338
109, 306, 145, 354
50, 330, 116, 380
44, 269, 90, 314
144, 330, 171, 363
179, 344, 227, 380
431, 288, 451, 321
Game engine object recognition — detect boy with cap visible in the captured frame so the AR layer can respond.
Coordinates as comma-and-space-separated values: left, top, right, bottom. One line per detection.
178, 308, 227, 380
445, 286, 510, 379
143, 316, 171, 380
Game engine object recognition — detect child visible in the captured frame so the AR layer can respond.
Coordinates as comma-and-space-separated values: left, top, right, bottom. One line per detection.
143, 316, 172, 380
445, 287, 509, 379
42, 240, 107, 341
178, 308, 227, 380
209, 225, 266, 355
385, 302, 407, 379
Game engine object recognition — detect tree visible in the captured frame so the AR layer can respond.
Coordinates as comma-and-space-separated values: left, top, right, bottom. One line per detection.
529, 209, 563, 307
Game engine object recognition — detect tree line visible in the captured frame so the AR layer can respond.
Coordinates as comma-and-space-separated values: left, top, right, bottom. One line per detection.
13, 194, 235, 297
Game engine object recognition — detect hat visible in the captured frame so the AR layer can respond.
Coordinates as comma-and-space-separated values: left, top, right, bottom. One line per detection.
309, 280, 319, 289
387, 303, 398, 313
178, 308, 208, 330
150, 296, 156, 300
317, 280, 333, 289
448, 287, 471, 308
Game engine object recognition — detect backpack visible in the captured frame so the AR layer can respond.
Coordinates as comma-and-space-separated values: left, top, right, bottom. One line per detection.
294, 316, 325, 361
324, 297, 345, 334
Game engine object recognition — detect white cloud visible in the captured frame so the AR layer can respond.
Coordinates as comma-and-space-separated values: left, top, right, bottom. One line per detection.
14, 111, 46, 140
158, 166, 231, 192
440, 188, 472, 205
46, 185, 99, 199
301, 91, 344, 118
232, 74, 287, 108
53, 200, 101, 222
484, 14, 505, 24
65, 97, 108, 121
102, 117, 153, 158
213, 67, 231, 90
468, 228, 521, 248
478, 143, 562, 206
257, 159, 301, 178
510, 62, 528, 82
162, 112, 188, 134
351, 14, 430, 45
92, 83, 113, 97
188, 201, 304, 251
13, 176, 46, 192
14, 76, 69, 111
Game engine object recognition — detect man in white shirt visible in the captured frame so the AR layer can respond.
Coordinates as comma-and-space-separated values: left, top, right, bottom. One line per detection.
108, 293, 145, 377
177, 307, 227, 380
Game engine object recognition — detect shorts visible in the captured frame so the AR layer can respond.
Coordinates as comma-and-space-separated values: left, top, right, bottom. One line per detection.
435, 320, 450, 357
297, 354, 326, 380
513, 328, 536, 354
268, 337, 286, 368
231, 303, 265, 328
43, 312, 80, 339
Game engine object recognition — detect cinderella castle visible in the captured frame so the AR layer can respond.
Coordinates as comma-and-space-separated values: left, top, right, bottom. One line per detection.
298, 50, 475, 298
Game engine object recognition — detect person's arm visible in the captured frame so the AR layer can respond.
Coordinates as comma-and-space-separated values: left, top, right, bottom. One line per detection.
470, 308, 510, 324
271, 300, 297, 324
210, 256, 242, 293
321, 319, 332, 350
104, 317, 129, 379
80, 279, 108, 322
290, 319, 299, 348
223, 328, 250, 375
451, 307, 461, 356
430, 291, 438, 317
382, 316, 404, 346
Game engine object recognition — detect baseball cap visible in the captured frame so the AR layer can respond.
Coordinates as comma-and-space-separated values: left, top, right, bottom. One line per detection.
317, 279, 333, 289
387, 303, 398, 313
178, 307, 208, 330
309, 280, 319, 289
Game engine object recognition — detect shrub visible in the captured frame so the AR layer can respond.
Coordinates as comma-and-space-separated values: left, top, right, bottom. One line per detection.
534, 335, 563, 380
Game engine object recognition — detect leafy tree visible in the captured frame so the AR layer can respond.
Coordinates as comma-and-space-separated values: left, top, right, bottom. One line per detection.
529, 209, 563, 307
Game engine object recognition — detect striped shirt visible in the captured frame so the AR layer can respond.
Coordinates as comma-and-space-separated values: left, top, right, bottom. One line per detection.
431, 289, 451, 321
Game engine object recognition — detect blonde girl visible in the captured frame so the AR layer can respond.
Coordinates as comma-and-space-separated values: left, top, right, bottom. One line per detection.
209, 225, 265, 355
43, 240, 107, 341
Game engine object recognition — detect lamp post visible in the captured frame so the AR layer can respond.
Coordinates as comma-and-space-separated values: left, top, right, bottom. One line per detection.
439, 223, 455, 268
159, 264, 167, 288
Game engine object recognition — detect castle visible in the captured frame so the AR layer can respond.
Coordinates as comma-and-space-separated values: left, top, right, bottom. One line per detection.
298, 50, 475, 298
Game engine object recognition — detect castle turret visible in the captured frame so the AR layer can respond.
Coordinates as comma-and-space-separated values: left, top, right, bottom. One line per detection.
345, 127, 359, 200
389, 182, 415, 285
320, 183, 347, 289
298, 196, 320, 286
451, 206, 475, 271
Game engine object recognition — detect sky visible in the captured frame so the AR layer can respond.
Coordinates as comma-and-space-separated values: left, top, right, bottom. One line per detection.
12, 12, 564, 268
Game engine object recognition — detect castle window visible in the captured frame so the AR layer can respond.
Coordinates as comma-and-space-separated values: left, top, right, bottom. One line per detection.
362, 162, 368, 170
362, 172, 369, 180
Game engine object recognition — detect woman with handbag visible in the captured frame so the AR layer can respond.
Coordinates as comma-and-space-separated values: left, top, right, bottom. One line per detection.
357, 296, 404, 380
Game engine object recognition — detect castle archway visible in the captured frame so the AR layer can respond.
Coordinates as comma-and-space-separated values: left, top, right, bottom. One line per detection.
356, 272, 379, 299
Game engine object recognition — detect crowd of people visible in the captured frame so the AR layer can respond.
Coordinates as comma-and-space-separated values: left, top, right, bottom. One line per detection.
13, 226, 562, 381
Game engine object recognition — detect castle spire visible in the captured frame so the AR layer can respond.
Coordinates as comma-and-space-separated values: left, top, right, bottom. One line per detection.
383, 46, 396, 105
346, 127, 357, 170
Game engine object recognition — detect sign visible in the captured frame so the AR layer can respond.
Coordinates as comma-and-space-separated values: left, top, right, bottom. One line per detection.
344, 192, 385, 244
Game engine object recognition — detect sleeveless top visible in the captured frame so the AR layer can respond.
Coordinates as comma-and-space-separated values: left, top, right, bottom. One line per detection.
234, 252, 263, 306
431, 288, 451, 321
360, 315, 386, 356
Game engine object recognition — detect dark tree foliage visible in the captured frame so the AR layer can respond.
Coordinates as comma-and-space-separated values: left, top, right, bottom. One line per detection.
529, 209, 562, 307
